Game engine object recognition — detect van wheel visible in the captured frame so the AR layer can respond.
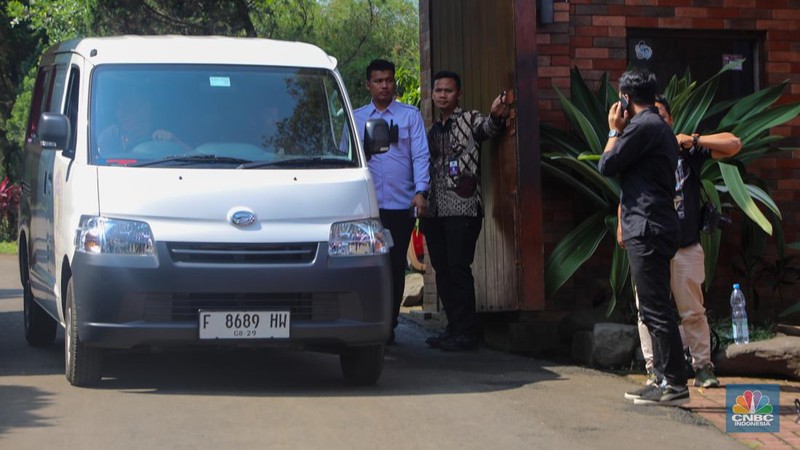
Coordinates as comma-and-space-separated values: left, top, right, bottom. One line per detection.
64, 278, 102, 387
23, 277, 57, 347
339, 344, 384, 386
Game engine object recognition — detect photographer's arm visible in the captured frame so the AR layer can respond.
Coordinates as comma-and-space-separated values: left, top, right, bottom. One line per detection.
676, 132, 741, 159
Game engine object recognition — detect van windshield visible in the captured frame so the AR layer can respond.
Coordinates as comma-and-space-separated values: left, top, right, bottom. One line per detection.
90, 65, 358, 168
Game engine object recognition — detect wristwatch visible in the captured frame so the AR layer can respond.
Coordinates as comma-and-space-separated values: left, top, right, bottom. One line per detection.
608, 130, 621, 138
692, 134, 700, 148
415, 190, 429, 199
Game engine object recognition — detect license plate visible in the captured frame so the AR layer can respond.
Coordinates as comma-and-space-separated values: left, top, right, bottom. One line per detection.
198, 311, 290, 339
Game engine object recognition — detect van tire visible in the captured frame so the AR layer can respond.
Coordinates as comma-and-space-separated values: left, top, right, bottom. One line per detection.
339, 344, 384, 386
64, 278, 102, 387
23, 276, 57, 347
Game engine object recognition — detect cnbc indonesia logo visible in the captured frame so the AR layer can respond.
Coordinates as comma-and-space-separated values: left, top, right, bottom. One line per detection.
732, 390, 773, 423
726, 385, 780, 432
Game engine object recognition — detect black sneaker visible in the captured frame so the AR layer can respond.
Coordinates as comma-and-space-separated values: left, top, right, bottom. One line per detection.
624, 383, 662, 400
633, 385, 690, 406
438, 334, 479, 352
693, 364, 720, 388
425, 331, 450, 348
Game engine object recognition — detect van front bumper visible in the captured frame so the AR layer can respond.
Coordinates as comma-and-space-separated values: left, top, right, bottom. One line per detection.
70, 242, 392, 349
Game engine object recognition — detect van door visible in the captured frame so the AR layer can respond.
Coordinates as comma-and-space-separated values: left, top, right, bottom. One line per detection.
28, 60, 68, 314
26, 64, 57, 308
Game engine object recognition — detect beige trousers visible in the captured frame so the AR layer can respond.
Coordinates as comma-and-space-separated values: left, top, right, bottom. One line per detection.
637, 243, 713, 370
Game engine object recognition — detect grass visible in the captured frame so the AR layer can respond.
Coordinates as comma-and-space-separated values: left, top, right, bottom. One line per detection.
0, 241, 17, 254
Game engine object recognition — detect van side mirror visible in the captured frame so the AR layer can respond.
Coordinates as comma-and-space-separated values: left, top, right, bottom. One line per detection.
363, 118, 390, 157
37, 113, 71, 154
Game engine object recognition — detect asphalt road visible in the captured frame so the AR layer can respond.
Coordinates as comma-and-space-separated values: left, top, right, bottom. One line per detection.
0, 254, 744, 449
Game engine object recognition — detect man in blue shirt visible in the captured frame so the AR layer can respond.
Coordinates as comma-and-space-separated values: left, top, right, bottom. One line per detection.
353, 59, 430, 344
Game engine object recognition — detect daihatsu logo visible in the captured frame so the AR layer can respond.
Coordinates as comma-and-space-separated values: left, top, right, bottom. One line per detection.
229, 209, 256, 227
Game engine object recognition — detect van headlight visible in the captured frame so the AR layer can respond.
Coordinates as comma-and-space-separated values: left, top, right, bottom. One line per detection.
75, 216, 155, 255
328, 219, 393, 256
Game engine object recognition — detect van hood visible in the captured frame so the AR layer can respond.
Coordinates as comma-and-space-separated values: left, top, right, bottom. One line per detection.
96, 167, 377, 243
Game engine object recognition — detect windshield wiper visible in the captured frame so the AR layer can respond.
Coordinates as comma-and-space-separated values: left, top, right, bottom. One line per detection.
238, 156, 354, 170
130, 154, 253, 168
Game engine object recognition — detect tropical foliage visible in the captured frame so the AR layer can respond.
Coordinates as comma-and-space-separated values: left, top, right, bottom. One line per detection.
541, 65, 800, 315
1, 0, 421, 182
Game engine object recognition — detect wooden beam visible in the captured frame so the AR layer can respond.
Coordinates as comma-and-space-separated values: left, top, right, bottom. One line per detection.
514, 0, 545, 310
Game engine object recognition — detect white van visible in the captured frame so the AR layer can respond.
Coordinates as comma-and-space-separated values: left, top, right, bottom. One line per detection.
18, 36, 394, 386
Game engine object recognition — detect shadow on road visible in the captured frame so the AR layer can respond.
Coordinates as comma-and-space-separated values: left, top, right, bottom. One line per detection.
2, 315, 560, 397
0, 288, 23, 300
0, 385, 55, 435
99, 316, 560, 396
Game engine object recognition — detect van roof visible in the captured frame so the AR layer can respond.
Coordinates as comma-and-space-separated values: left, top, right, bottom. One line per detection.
47, 35, 337, 69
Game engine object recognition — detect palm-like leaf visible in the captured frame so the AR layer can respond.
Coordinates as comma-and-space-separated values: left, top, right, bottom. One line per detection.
731, 102, 800, 146
543, 154, 619, 201
672, 78, 719, 134
719, 162, 773, 234
700, 178, 722, 288
553, 86, 603, 154
540, 123, 585, 157
606, 215, 630, 316
596, 72, 617, 108
544, 210, 609, 299
569, 68, 608, 141
541, 64, 800, 320
717, 81, 788, 129
541, 160, 607, 208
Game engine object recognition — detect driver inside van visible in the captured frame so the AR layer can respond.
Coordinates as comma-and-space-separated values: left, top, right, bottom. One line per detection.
97, 93, 188, 154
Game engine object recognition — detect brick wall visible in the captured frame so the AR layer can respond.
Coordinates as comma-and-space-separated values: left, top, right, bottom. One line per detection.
539, 0, 800, 320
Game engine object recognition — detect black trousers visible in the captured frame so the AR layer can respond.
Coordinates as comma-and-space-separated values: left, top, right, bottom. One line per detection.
380, 209, 416, 330
420, 216, 482, 337
626, 234, 687, 387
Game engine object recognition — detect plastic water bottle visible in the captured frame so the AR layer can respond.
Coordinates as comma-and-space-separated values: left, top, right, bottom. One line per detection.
730, 283, 750, 344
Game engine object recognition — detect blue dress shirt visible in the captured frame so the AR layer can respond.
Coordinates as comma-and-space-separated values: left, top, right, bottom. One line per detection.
353, 99, 430, 210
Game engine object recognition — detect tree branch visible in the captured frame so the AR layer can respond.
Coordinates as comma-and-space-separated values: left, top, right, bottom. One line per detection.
141, 1, 207, 33
338, 0, 375, 67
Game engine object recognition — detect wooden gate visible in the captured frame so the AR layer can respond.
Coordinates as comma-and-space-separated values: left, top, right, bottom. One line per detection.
422, 0, 543, 312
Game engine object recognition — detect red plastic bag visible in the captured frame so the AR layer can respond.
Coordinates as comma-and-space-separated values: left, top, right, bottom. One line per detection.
411, 219, 424, 258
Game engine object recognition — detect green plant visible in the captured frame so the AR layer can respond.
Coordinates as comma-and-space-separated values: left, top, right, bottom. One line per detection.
0, 241, 17, 254
711, 316, 775, 350
767, 240, 800, 321
396, 65, 421, 108
541, 65, 800, 315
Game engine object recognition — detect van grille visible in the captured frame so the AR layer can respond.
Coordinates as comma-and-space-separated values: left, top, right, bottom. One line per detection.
143, 292, 341, 322
167, 242, 318, 264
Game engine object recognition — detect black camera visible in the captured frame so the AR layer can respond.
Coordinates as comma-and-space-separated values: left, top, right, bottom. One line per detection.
701, 202, 732, 233
388, 120, 399, 144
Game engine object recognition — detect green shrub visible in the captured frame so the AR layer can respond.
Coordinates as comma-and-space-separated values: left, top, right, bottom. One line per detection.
0, 241, 18, 254
712, 317, 775, 350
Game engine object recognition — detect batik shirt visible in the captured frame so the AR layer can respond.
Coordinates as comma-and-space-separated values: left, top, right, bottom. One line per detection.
426, 107, 504, 218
